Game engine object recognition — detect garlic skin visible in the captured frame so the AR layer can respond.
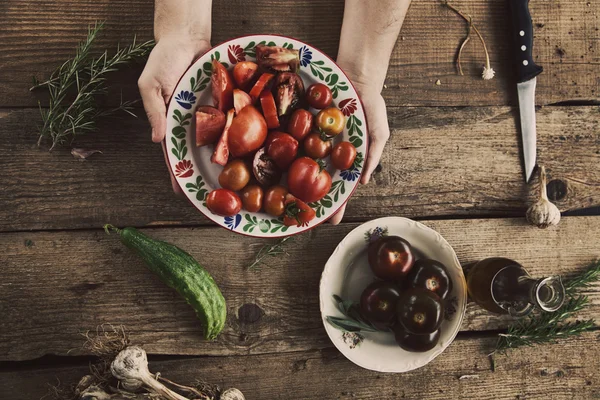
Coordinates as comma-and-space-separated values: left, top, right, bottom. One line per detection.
526, 166, 561, 229
221, 388, 246, 400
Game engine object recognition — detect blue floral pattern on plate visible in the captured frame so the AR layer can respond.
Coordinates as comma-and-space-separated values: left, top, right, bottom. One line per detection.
298, 45, 312, 67
340, 167, 361, 182
175, 90, 197, 110
224, 214, 242, 230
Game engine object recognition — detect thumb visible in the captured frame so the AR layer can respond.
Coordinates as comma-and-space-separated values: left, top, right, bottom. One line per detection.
138, 78, 167, 143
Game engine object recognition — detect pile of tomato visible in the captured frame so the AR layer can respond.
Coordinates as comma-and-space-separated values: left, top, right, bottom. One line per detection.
194, 44, 358, 227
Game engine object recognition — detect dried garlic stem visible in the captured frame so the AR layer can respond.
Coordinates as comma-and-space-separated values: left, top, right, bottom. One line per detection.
457, 19, 472, 75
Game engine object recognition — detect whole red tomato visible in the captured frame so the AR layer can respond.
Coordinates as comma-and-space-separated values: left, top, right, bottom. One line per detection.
283, 194, 316, 227
195, 106, 226, 147
367, 236, 415, 281
218, 159, 251, 191
241, 184, 263, 213
233, 61, 258, 89
306, 83, 333, 109
264, 185, 288, 217
288, 109, 313, 141
303, 132, 332, 159
331, 141, 357, 170
206, 189, 242, 217
228, 106, 267, 157
287, 157, 332, 203
266, 131, 299, 170
211, 60, 234, 112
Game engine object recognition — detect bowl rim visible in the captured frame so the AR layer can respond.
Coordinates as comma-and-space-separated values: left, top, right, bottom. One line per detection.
163, 34, 370, 238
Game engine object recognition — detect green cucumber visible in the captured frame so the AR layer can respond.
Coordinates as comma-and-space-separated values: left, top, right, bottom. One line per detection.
104, 225, 226, 340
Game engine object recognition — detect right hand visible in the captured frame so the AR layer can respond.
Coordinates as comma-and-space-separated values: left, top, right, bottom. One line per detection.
138, 36, 211, 194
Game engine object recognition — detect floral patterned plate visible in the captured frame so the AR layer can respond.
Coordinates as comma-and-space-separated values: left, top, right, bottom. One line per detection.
165, 35, 368, 237
320, 217, 467, 372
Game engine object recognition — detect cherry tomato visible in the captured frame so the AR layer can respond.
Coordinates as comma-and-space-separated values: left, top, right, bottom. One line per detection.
283, 194, 316, 227
211, 109, 235, 166
303, 132, 332, 159
287, 157, 332, 203
211, 60, 234, 112
248, 73, 274, 102
241, 184, 264, 213
331, 141, 357, 170
206, 189, 242, 217
316, 107, 345, 136
218, 159, 251, 191
275, 73, 305, 116
266, 131, 299, 170
195, 106, 226, 147
227, 106, 268, 158
288, 109, 313, 141
232, 61, 258, 90
259, 90, 280, 129
306, 83, 333, 109
368, 236, 415, 281
233, 89, 252, 114
264, 185, 288, 217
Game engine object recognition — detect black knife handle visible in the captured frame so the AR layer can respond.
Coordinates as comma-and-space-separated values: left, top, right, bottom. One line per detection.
509, 0, 543, 83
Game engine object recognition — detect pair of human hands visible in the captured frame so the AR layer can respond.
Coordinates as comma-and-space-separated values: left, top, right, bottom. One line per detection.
138, 37, 390, 224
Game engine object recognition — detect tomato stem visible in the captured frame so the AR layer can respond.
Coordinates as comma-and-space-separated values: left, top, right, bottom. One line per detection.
316, 158, 327, 173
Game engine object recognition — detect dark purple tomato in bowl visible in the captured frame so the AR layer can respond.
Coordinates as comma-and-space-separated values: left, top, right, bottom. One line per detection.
360, 281, 402, 329
406, 259, 453, 300
394, 325, 440, 352
397, 288, 444, 335
367, 236, 415, 281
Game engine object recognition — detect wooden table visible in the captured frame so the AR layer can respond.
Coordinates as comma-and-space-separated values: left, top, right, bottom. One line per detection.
1, 1, 599, 398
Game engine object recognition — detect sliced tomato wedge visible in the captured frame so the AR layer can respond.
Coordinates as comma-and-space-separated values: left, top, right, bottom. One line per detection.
195, 106, 226, 147
233, 89, 252, 114
233, 61, 259, 90
211, 60, 234, 112
259, 90, 280, 129
211, 109, 235, 166
248, 72, 274, 102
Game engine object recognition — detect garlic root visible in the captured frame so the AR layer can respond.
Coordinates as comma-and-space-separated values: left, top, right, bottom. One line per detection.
526, 166, 561, 228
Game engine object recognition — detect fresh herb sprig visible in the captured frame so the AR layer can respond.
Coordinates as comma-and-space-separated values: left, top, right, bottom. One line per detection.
33, 21, 154, 149
326, 295, 389, 333
495, 260, 600, 352
247, 237, 293, 270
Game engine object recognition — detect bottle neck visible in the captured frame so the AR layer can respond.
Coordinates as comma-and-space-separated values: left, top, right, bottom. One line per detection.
517, 275, 565, 312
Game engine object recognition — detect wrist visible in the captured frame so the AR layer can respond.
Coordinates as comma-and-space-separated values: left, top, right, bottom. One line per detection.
156, 32, 211, 56
337, 57, 385, 97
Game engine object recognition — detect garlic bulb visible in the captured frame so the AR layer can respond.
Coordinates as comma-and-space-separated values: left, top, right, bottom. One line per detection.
526, 166, 561, 229
221, 388, 246, 400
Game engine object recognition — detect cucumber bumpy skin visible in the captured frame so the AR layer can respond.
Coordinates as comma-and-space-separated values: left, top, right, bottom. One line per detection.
104, 225, 226, 340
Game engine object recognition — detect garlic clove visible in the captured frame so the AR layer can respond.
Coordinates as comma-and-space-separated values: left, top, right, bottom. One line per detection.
526, 166, 561, 229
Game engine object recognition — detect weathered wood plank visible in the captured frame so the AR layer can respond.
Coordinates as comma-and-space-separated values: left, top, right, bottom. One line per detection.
2, 331, 600, 400
0, 0, 598, 107
1, 106, 598, 232
1, 217, 598, 362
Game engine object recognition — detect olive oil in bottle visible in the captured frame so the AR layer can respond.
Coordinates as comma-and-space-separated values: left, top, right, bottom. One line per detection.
466, 258, 565, 316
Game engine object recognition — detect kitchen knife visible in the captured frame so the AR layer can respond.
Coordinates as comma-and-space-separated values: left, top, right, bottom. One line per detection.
509, 0, 543, 183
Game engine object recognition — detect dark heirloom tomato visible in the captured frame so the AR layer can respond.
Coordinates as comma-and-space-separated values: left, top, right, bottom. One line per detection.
233, 89, 252, 114
266, 131, 299, 170
287, 157, 332, 203
218, 159, 251, 191
241, 184, 264, 213
359, 281, 402, 328
264, 185, 288, 217
331, 141, 357, 170
394, 326, 440, 352
316, 107, 345, 136
407, 259, 453, 300
255, 44, 300, 73
303, 132, 332, 159
253, 147, 282, 187
275, 73, 305, 116
259, 90, 280, 129
195, 106, 226, 147
233, 61, 258, 89
249, 73, 274, 102
306, 83, 333, 109
397, 288, 444, 335
288, 109, 313, 141
227, 106, 267, 157
206, 189, 242, 217
367, 236, 415, 281
211, 109, 235, 166
283, 194, 316, 227
211, 60, 234, 112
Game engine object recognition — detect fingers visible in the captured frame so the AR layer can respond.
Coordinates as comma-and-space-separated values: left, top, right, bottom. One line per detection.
361, 99, 390, 184
138, 76, 167, 143
329, 204, 347, 225
161, 142, 183, 196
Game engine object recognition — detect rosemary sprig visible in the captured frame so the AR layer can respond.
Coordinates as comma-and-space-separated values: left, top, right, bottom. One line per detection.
564, 259, 600, 296
246, 237, 292, 270
33, 21, 154, 150
325, 295, 388, 333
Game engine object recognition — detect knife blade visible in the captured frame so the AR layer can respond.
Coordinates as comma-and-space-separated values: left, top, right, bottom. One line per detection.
509, 0, 543, 183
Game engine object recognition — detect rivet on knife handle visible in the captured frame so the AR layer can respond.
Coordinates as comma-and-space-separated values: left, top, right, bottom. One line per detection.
509, 0, 543, 83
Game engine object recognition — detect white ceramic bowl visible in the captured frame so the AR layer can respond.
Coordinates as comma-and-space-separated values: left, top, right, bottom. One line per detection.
320, 217, 467, 372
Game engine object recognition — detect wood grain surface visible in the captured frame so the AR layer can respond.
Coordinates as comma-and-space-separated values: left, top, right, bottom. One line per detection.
0, 0, 598, 107
1, 106, 598, 232
2, 217, 598, 362
2, 331, 599, 400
